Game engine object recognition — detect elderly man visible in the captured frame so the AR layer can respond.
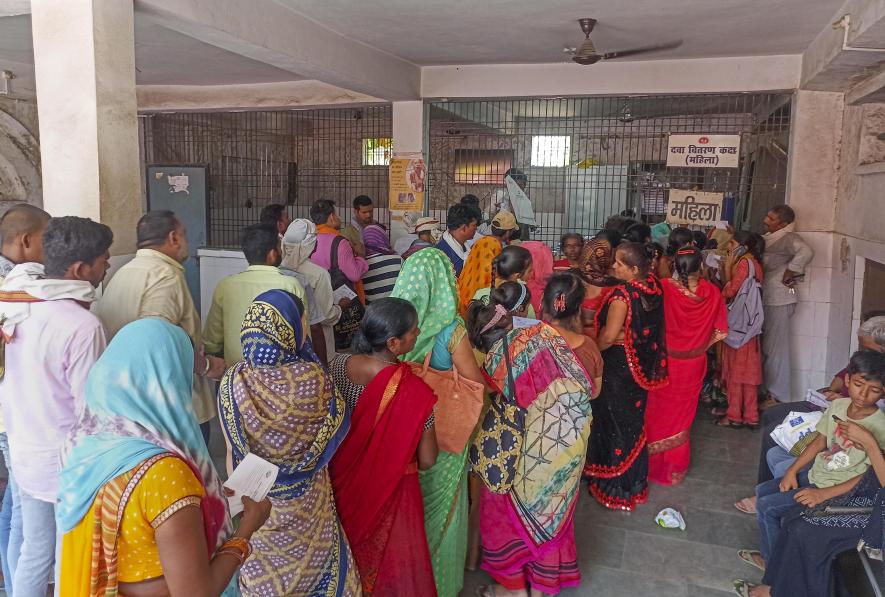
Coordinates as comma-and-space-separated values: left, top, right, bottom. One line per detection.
281, 219, 342, 365
402, 216, 441, 259
96, 211, 224, 441
761, 204, 814, 407
259, 203, 292, 238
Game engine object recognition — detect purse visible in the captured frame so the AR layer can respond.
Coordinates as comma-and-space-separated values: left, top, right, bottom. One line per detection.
409, 353, 484, 454
469, 331, 525, 494
328, 236, 365, 349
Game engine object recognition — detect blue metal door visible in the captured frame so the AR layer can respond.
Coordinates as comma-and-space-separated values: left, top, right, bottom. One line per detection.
146, 166, 208, 312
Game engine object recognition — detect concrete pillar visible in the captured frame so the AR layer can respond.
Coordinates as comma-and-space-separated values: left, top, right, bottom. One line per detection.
783, 90, 849, 395
31, 0, 142, 254
390, 101, 427, 246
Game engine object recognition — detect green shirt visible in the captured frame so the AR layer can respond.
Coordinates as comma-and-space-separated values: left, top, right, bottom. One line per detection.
202, 265, 307, 365
808, 398, 885, 488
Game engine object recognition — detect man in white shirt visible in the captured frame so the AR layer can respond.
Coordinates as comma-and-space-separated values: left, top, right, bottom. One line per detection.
760, 204, 814, 407
96, 211, 224, 441
0, 216, 112, 597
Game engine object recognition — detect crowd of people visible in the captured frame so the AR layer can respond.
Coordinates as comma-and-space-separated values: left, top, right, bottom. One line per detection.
0, 192, 881, 597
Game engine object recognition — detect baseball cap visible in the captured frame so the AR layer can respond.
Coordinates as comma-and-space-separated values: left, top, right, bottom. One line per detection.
491, 211, 519, 231
415, 217, 440, 234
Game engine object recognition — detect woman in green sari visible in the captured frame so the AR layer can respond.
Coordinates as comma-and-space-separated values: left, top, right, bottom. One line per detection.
390, 247, 486, 597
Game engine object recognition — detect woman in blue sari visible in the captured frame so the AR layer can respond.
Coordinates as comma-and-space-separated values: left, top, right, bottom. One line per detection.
219, 290, 360, 596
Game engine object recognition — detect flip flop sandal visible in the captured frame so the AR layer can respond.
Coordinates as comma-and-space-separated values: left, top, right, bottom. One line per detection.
715, 417, 745, 429
738, 549, 765, 571
746, 422, 760, 431
733, 579, 757, 597
710, 407, 728, 416
734, 498, 756, 515
477, 585, 496, 597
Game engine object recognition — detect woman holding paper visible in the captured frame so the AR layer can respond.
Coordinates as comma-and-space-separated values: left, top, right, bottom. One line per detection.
57, 318, 271, 597
218, 290, 360, 596
329, 298, 439, 596
390, 248, 486, 597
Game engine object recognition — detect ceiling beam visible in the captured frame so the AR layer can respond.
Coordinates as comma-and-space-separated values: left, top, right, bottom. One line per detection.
134, 0, 420, 101
422, 55, 801, 99
136, 80, 386, 112
801, 0, 885, 92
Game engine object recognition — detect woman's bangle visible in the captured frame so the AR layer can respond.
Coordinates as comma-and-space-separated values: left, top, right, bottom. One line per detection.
201, 356, 212, 376
217, 537, 252, 565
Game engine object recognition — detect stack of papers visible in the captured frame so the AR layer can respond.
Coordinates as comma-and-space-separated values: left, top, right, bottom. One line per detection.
223, 453, 279, 516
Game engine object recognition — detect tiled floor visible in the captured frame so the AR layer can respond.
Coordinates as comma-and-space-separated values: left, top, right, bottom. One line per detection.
461, 408, 765, 597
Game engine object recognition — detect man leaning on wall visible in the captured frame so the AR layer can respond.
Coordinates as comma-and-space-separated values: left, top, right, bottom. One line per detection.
760, 204, 814, 408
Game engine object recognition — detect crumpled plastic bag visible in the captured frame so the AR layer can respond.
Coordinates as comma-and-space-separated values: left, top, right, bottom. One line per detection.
655, 508, 686, 531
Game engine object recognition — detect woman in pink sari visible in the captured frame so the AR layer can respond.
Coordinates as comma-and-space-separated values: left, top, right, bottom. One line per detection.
646, 246, 728, 485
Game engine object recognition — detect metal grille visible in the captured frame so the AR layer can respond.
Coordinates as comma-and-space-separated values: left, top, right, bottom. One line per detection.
142, 106, 391, 247
427, 93, 792, 247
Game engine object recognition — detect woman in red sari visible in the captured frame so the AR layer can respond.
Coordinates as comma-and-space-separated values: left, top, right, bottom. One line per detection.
579, 235, 618, 338
329, 298, 439, 596
646, 246, 728, 485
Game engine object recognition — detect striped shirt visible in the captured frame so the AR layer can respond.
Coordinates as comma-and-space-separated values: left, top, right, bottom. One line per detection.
363, 254, 402, 303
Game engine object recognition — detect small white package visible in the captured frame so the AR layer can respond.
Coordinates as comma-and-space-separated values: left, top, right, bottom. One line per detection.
655, 508, 686, 531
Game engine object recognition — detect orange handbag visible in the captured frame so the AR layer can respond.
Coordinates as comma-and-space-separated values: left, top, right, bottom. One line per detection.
409, 353, 485, 454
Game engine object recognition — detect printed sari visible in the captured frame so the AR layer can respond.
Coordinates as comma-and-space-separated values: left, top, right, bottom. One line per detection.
391, 247, 472, 597
57, 319, 232, 596
457, 236, 503, 316
646, 278, 727, 485
330, 361, 438, 596
585, 275, 669, 511
219, 290, 359, 596
479, 323, 594, 593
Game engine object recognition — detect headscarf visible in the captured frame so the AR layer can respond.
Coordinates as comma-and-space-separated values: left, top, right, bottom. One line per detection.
390, 247, 460, 362
363, 223, 395, 256
57, 319, 230, 549
281, 219, 317, 270
581, 239, 618, 287
595, 275, 669, 390
521, 241, 554, 317
456, 235, 502, 316
219, 290, 349, 499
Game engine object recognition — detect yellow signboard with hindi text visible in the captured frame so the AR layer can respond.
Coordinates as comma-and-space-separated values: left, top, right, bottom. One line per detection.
666, 190, 724, 227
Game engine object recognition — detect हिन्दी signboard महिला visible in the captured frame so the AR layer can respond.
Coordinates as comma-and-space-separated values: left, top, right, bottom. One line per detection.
666, 134, 740, 168
666, 189, 724, 227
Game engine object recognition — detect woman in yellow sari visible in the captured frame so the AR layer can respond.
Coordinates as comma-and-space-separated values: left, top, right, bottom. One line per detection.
57, 318, 271, 596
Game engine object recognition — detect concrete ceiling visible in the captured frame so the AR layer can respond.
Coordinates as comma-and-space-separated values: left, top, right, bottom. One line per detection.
282, 0, 839, 65
0, 14, 302, 93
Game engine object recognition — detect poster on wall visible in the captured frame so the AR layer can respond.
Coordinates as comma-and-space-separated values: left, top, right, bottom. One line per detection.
667, 134, 741, 168
389, 155, 425, 212
666, 189, 724, 226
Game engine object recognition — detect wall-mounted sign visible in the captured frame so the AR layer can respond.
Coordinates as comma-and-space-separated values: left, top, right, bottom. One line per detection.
389, 155, 425, 212
667, 134, 741, 168
666, 189, 724, 226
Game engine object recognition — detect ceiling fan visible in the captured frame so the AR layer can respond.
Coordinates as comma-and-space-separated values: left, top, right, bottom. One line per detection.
571, 18, 683, 65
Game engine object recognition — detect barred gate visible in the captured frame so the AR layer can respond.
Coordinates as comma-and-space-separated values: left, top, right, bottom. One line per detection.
141, 106, 392, 247
425, 93, 792, 247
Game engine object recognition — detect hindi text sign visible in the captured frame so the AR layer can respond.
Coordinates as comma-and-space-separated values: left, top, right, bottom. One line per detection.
666, 190, 724, 227
389, 156, 425, 212
667, 134, 740, 168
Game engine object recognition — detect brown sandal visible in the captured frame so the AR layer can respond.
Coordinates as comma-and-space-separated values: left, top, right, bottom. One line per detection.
715, 416, 745, 429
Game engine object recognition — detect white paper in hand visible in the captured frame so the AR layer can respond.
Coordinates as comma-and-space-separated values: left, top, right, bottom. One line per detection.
223, 453, 279, 517
332, 285, 358, 304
